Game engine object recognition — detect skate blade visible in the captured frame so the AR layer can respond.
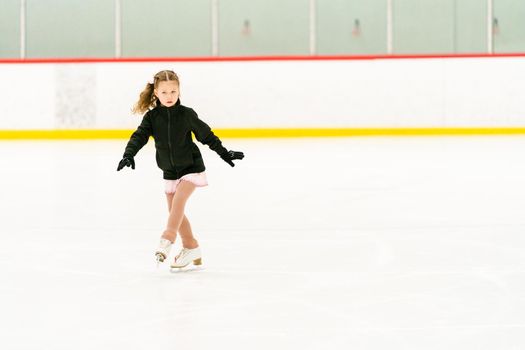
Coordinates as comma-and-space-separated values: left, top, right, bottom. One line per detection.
170, 258, 202, 269
169, 265, 205, 273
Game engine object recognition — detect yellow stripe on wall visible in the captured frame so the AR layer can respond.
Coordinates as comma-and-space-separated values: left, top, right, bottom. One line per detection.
1, 128, 525, 140
0, 130, 134, 140
215, 127, 525, 138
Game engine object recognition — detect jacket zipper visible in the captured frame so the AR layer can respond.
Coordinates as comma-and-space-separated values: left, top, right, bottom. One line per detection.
167, 108, 175, 168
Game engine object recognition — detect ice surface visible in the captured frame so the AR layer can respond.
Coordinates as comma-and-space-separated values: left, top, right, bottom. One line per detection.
1, 137, 525, 350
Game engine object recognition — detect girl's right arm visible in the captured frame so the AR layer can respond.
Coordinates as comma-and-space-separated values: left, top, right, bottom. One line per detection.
117, 113, 153, 171
123, 113, 153, 158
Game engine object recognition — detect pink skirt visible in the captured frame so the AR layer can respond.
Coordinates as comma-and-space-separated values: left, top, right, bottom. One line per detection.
164, 172, 208, 194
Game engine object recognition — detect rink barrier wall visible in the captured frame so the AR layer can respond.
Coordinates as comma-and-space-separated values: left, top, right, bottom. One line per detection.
2, 53, 525, 63
1, 127, 525, 140
1, 54, 525, 138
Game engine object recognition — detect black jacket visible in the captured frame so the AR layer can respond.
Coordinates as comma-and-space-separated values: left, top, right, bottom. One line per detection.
123, 100, 227, 180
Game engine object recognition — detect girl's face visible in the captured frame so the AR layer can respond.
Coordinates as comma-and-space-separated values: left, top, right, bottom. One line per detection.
154, 80, 180, 107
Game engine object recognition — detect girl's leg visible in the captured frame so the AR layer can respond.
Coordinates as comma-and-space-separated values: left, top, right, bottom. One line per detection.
162, 181, 199, 249
165, 193, 195, 244
164, 193, 176, 243
166, 193, 174, 211
178, 215, 194, 245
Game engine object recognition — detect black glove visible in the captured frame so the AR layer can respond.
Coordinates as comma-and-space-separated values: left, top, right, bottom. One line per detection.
117, 156, 135, 171
220, 150, 244, 167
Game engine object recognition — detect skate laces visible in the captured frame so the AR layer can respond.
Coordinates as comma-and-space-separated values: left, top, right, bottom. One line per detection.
175, 248, 188, 262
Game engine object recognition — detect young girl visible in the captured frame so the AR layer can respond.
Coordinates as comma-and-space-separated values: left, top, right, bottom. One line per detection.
117, 70, 244, 269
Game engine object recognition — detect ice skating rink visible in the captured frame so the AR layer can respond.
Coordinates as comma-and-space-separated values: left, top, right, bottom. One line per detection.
1, 136, 525, 350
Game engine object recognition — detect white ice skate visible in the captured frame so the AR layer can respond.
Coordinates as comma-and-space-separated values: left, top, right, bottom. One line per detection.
155, 238, 173, 264
170, 247, 202, 270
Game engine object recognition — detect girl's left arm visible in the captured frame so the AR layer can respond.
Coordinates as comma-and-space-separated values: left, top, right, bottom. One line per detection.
189, 109, 244, 167
188, 109, 228, 155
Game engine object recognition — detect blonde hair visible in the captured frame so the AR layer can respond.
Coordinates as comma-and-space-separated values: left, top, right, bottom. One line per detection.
132, 70, 180, 114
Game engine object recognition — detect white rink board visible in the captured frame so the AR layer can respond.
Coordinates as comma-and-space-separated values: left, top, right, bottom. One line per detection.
1, 57, 525, 129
